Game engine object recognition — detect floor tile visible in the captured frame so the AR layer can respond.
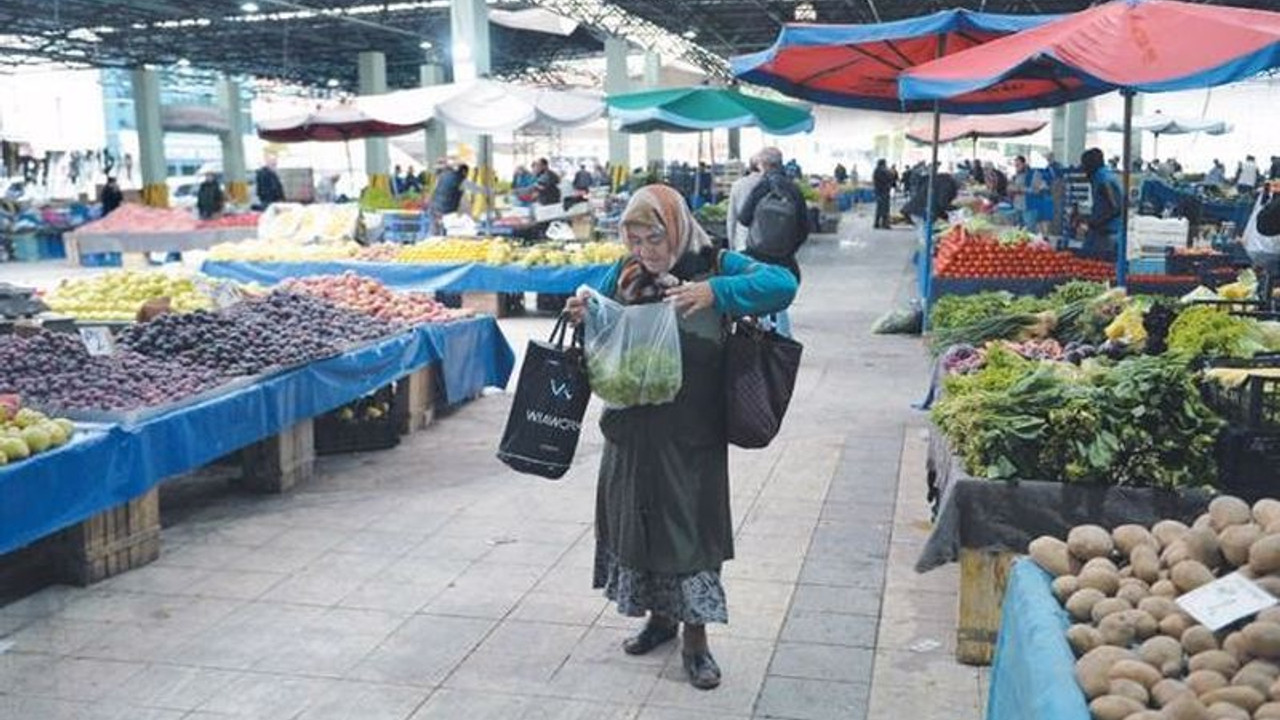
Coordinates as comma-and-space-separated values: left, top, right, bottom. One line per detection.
754, 676, 868, 720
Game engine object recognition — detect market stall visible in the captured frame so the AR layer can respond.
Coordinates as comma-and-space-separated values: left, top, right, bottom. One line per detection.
64, 204, 259, 265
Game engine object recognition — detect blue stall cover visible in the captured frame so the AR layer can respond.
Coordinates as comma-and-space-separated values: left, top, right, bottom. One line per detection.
0, 317, 513, 556
201, 260, 613, 295
1140, 179, 1253, 230
988, 559, 1090, 720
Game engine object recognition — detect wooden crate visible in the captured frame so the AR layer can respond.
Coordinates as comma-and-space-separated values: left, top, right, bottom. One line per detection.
956, 547, 1016, 666
236, 419, 315, 493
51, 487, 161, 586
396, 366, 437, 435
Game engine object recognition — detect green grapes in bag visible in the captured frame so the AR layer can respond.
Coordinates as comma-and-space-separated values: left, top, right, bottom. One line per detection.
580, 285, 683, 407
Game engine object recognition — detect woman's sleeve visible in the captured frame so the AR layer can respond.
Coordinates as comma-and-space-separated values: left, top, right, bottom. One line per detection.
593, 259, 622, 296
708, 251, 798, 317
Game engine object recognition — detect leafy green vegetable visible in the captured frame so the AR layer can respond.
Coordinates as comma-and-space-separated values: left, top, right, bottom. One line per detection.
1167, 305, 1268, 359
588, 347, 682, 406
1047, 281, 1107, 307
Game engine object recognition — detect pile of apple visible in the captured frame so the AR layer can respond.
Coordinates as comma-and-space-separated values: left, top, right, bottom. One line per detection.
44, 271, 214, 321
279, 272, 474, 325
0, 399, 75, 465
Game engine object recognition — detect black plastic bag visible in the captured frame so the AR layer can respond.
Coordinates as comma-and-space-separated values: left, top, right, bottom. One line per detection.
497, 315, 590, 479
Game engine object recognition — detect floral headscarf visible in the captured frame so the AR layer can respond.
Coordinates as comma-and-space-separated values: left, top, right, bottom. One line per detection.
617, 185, 712, 304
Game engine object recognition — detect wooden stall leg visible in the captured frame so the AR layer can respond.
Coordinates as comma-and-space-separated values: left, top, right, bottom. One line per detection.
64, 235, 81, 266
51, 488, 162, 586
397, 366, 437, 435
237, 419, 315, 493
956, 548, 1016, 666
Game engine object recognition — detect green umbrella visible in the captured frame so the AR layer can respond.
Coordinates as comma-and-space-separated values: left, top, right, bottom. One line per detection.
607, 86, 814, 135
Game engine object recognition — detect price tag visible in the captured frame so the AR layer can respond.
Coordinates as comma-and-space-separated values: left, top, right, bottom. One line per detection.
1176, 571, 1277, 631
78, 326, 116, 357
211, 283, 240, 309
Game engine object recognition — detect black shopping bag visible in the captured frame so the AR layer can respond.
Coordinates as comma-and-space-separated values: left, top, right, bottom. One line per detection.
497, 315, 590, 479
725, 318, 802, 449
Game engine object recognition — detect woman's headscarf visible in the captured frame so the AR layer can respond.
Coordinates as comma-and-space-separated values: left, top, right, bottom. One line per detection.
617, 185, 712, 303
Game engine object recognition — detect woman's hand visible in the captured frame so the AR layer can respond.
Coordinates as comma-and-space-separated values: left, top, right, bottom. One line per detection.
564, 293, 587, 325
665, 281, 715, 317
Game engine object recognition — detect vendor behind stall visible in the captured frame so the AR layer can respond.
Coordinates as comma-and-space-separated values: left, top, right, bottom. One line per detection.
1076, 148, 1123, 262
196, 173, 225, 220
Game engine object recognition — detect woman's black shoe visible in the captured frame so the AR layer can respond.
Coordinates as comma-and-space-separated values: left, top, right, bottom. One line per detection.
681, 650, 722, 689
622, 623, 678, 655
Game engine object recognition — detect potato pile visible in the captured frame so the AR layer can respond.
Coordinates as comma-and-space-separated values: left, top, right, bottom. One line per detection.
1028, 497, 1280, 720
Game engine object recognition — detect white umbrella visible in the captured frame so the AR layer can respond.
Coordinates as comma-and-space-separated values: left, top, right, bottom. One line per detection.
355, 79, 604, 135
1089, 113, 1232, 156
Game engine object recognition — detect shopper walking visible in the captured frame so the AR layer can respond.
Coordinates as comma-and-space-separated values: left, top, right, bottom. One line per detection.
726, 157, 762, 251
1077, 148, 1123, 262
254, 158, 286, 209
738, 147, 808, 283
564, 184, 797, 691
833, 162, 848, 184
196, 173, 225, 220
1237, 155, 1260, 196
99, 176, 123, 216
872, 159, 894, 229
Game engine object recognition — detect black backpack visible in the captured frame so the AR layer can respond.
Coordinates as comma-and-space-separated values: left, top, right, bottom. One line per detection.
747, 176, 801, 261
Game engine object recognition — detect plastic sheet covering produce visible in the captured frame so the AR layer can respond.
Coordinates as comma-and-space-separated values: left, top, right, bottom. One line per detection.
987, 559, 1089, 720
580, 286, 682, 407
201, 259, 613, 295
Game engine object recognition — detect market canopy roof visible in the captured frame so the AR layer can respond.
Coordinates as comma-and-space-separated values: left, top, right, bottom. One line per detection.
357, 79, 604, 135
899, 0, 1280, 113
1089, 114, 1233, 136
905, 117, 1047, 144
606, 86, 813, 135
257, 104, 425, 143
729, 10, 1063, 113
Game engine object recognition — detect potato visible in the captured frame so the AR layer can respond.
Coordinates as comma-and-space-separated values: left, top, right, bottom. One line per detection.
1119, 581, 1152, 606
1226, 632, 1254, 664
1255, 500, 1280, 528
1082, 566, 1123, 596
1124, 609, 1161, 641
1141, 597, 1181, 622
1162, 613, 1197, 639
1078, 646, 1138, 699
1110, 677, 1150, 705
1201, 686, 1266, 712
1256, 701, 1280, 719
1242, 660, 1280, 681
1153, 580, 1180, 598
1089, 695, 1146, 720
1183, 626, 1221, 655
1069, 624, 1104, 656
1192, 651, 1243, 678
1152, 678, 1194, 707
1173, 560, 1216, 593
1221, 525, 1265, 568
1069, 588, 1110, 622
1210, 496, 1254, 531
1204, 702, 1250, 720
1186, 528, 1226, 571
1232, 668, 1273, 697
1250, 536, 1280, 577
1054, 575, 1081, 604
1267, 521, 1280, 537
1086, 557, 1121, 573
1030, 535, 1075, 577
1115, 524, 1160, 556
1070, 524, 1115, 561
1258, 608, 1280, 626
1094, 598, 1136, 623
1272, 677, 1280, 701
1244, 623, 1280, 660
1140, 636, 1186, 677
1100, 612, 1139, 647
1195, 514, 1215, 532
1132, 545, 1162, 584
1166, 541, 1195, 569
1111, 658, 1164, 689
1186, 670, 1231, 696
1155, 520, 1192, 550
1161, 695, 1209, 720
1120, 565, 1135, 579
1255, 576, 1280, 599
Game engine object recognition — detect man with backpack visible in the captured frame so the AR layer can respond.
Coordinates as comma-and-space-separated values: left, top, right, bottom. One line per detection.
737, 147, 808, 283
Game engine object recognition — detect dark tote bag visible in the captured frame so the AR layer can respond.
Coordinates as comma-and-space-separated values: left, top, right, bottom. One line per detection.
724, 317, 802, 449
497, 315, 590, 479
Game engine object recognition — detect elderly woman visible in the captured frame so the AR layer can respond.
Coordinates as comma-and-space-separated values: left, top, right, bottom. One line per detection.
566, 185, 798, 690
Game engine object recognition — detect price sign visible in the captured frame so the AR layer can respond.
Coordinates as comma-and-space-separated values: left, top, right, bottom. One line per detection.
1177, 571, 1277, 631
78, 326, 116, 357
211, 283, 240, 310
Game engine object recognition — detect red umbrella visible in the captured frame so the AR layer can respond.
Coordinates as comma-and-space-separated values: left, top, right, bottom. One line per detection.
256, 103, 425, 182
900, 0, 1280, 285
905, 117, 1047, 144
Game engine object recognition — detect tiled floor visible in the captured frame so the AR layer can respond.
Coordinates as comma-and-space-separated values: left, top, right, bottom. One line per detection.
0, 214, 982, 719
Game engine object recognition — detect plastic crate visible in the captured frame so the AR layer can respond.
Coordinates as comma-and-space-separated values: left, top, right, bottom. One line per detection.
313, 384, 404, 455
1215, 427, 1280, 502
10, 234, 40, 262
1165, 248, 1235, 276
1202, 358, 1280, 432
80, 252, 122, 268
39, 234, 66, 260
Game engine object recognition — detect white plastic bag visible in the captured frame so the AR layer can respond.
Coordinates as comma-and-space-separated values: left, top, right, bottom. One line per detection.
1243, 194, 1280, 259
580, 285, 682, 408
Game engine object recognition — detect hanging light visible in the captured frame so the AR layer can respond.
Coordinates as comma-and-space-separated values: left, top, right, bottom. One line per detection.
419, 40, 433, 50
794, 2, 817, 21
326, 78, 340, 88
176, 57, 191, 67
682, 29, 697, 40
240, 2, 260, 12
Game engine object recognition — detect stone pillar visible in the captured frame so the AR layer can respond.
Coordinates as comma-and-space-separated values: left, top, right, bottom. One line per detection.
605, 37, 630, 171
1127, 93, 1145, 169
1064, 101, 1088, 167
217, 77, 249, 205
358, 51, 390, 191
130, 68, 168, 207
420, 63, 448, 171
1051, 105, 1068, 161
451, 0, 493, 217
643, 51, 662, 169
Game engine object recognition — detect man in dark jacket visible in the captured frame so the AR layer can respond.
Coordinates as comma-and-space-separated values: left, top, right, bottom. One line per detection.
738, 147, 808, 283
522, 158, 561, 206
872, 159, 894, 229
255, 159, 285, 208
1077, 147, 1123, 262
572, 164, 593, 195
196, 173, 224, 220
99, 176, 123, 215
431, 163, 467, 214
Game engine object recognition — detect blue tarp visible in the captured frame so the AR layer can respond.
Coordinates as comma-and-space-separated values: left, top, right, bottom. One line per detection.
201, 260, 614, 295
1140, 179, 1253, 231
0, 317, 514, 556
988, 559, 1090, 720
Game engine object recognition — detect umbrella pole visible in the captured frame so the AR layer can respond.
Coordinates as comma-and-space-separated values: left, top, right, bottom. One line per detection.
922, 103, 941, 327
1118, 91, 1134, 287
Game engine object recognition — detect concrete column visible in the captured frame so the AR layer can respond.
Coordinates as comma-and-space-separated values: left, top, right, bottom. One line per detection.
728, 129, 741, 161
1128, 93, 1145, 169
217, 77, 249, 205
130, 68, 168, 207
451, 0, 493, 217
1051, 105, 1068, 161
358, 51, 390, 190
643, 51, 662, 169
1064, 101, 1088, 167
419, 63, 448, 171
605, 37, 630, 171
